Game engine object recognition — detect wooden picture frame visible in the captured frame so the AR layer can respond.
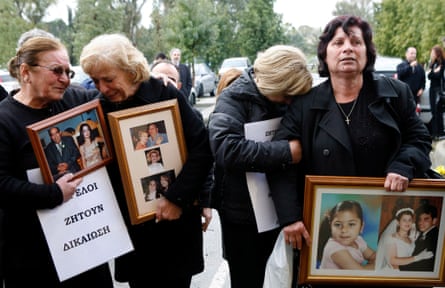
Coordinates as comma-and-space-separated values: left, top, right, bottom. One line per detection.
26, 99, 113, 184
299, 175, 445, 287
107, 99, 187, 225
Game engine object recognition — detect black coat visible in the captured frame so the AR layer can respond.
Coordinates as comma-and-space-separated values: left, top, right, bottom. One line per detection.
45, 135, 81, 177
268, 74, 432, 226
100, 77, 213, 282
0, 87, 112, 287
400, 226, 439, 271
208, 68, 292, 224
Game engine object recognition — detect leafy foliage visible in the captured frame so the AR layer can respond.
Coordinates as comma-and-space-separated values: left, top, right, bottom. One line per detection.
2, 0, 445, 72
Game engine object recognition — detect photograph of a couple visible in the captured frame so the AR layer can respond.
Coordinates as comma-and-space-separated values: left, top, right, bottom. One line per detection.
316, 193, 442, 275
131, 121, 169, 150
36, 107, 111, 182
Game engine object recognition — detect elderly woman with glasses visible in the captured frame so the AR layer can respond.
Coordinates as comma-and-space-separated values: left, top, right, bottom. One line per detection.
0, 37, 112, 287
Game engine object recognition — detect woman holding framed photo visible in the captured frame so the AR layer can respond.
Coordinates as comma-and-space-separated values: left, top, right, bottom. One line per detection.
80, 33, 213, 288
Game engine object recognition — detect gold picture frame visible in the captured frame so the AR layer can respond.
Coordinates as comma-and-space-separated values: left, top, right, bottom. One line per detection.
107, 99, 187, 225
26, 99, 113, 184
299, 175, 445, 287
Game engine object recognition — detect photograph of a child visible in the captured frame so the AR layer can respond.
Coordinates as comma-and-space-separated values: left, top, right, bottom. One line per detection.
130, 121, 169, 150
375, 197, 441, 272
140, 170, 175, 202
317, 199, 377, 270
145, 148, 164, 174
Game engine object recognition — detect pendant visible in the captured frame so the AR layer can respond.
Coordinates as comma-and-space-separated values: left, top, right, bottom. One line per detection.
345, 117, 351, 125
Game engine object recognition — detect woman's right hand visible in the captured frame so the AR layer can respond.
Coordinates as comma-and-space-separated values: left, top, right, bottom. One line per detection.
283, 220, 312, 250
56, 173, 83, 202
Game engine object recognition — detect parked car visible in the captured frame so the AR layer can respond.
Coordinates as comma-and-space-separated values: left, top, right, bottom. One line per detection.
71, 66, 91, 85
0, 70, 19, 93
193, 63, 217, 98
189, 87, 197, 105
218, 57, 251, 79
374, 55, 401, 79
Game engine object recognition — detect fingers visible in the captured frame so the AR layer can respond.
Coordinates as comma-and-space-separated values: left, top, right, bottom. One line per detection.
385, 173, 409, 192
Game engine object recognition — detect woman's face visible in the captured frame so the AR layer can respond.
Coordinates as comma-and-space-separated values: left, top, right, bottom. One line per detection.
330, 210, 363, 247
89, 66, 139, 103
139, 132, 148, 143
160, 177, 169, 187
431, 49, 437, 61
24, 49, 71, 107
325, 26, 367, 77
82, 126, 91, 138
398, 214, 414, 233
149, 180, 157, 192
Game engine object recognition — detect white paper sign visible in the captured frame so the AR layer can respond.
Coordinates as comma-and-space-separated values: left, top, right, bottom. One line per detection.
244, 117, 282, 233
27, 167, 134, 281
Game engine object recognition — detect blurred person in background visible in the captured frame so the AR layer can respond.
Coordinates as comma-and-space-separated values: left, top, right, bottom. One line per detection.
427, 45, 445, 139
80, 33, 213, 288
170, 48, 192, 98
208, 45, 312, 288
150, 59, 213, 232
215, 68, 242, 97
397, 47, 425, 104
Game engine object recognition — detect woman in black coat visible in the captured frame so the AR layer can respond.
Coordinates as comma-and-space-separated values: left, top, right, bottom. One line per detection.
208, 45, 312, 288
268, 16, 432, 287
80, 33, 213, 288
427, 45, 445, 139
0, 36, 112, 288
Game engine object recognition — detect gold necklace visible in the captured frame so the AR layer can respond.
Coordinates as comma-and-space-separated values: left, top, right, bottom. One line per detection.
336, 97, 358, 125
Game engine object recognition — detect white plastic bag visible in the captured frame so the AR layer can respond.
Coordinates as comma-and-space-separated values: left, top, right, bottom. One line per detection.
263, 230, 293, 288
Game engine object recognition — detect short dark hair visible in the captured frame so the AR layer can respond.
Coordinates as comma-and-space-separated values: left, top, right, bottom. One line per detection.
317, 15, 376, 77
154, 52, 167, 61
416, 199, 438, 219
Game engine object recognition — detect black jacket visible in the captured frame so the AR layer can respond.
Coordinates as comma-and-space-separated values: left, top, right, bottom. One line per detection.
268, 74, 432, 226
208, 68, 292, 224
100, 77, 213, 281
0, 87, 111, 287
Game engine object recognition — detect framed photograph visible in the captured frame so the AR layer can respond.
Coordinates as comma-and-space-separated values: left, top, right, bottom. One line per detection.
26, 99, 113, 184
107, 99, 187, 225
299, 175, 445, 287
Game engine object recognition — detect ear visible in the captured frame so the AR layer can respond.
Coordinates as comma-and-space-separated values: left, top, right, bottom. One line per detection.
20, 63, 31, 83
433, 217, 438, 226
360, 221, 365, 234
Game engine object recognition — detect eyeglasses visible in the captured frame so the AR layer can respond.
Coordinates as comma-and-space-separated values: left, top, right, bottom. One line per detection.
32, 64, 75, 79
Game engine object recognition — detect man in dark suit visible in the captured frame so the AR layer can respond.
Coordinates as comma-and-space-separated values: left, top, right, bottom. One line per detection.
400, 201, 439, 271
45, 126, 81, 180
170, 48, 192, 98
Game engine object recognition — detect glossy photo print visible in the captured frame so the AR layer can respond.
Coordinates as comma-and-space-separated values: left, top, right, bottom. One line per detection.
26, 100, 113, 184
299, 176, 445, 287
107, 99, 187, 224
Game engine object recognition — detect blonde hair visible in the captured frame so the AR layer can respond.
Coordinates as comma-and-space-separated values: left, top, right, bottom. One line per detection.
80, 33, 150, 83
253, 45, 312, 99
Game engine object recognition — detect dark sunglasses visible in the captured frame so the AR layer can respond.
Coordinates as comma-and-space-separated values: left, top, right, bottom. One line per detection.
32, 64, 75, 79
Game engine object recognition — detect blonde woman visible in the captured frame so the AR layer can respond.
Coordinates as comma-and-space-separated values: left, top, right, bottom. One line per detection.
80, 33, 212, 288
208, 45, 312, 288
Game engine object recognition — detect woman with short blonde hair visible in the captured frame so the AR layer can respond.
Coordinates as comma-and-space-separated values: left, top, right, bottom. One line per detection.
208, 44, 312, 288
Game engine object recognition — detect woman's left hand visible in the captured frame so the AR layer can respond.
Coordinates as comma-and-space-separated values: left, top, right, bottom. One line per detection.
384, 172, 409, 192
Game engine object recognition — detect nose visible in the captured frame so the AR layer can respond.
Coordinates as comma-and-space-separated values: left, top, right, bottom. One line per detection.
96, 81, 108, 94
342, 40, 353, 52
